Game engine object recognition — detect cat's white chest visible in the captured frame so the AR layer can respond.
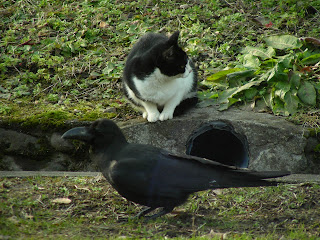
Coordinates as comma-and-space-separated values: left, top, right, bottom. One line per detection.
133, 68, 193, 106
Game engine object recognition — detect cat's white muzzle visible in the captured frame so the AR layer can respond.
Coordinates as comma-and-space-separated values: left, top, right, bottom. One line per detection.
182, 61, 193, 78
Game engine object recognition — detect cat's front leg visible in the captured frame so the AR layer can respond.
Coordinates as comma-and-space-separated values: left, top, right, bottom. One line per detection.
159, 110, 174, 121
141, 102, 160, 122
159, 95, 183, 121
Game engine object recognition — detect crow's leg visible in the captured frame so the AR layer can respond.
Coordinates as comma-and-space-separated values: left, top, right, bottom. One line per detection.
145, 206, 174, 220
135, 207, 156, 219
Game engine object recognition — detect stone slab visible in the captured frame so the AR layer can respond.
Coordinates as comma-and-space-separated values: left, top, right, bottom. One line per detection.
0, 171, 101, 177
122, 107, 319, 173
0, 171, 319, 184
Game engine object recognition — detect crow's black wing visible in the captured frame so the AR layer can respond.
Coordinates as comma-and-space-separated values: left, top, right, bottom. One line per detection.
108, 146, 290, 207
162, 151, 290, 187
109, 151, 232, 199
107, 157, 192, 207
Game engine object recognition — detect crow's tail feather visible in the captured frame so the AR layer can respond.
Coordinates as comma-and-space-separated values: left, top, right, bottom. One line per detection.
214, 170, 290, 189
248, 170, 291, 179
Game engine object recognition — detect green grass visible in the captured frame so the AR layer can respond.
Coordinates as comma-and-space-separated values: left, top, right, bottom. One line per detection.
1, 176, 319, 239
1, 0, 319, 127
1, 1, 320, 238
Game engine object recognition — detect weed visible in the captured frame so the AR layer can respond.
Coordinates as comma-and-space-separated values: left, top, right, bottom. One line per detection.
0, 0, 319, 124
201, 35, 320, 116
1, 177, 318, 239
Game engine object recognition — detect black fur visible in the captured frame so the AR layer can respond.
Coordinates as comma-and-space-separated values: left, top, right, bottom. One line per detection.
122, 31, 198, 117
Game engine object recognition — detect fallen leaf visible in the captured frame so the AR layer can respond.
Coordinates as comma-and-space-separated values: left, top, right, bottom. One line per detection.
301, 37, 320, 46
265, 21, 273, 28
99, 21, 109, 29
74, 185, 90, 191
203, 230, 229, 239
300, 66, 312, 73
52, 198, 72, 204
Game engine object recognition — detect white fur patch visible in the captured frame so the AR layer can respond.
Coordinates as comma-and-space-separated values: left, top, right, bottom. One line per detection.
126, 61, 195, 122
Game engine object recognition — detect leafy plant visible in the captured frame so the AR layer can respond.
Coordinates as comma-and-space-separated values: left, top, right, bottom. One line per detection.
202, 35, 320, 116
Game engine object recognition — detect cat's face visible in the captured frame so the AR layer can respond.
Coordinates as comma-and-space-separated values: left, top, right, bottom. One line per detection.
156, 32, 191, 78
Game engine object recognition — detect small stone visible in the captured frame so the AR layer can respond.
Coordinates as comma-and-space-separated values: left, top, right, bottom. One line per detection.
103, 107, 117, 113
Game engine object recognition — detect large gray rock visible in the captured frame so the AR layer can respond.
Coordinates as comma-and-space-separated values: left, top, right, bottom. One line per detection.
0, 106, 318, 173
0, 128, 42, 156
50, 132, 74, 153
122, 107, 316, 173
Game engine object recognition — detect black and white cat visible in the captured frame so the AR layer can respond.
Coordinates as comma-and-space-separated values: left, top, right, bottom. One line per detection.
122, 31, 198, 122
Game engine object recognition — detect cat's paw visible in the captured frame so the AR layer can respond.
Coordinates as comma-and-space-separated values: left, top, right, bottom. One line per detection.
147, 112, 160, 122
142, 112, 148, 119
159, 111, 174, 121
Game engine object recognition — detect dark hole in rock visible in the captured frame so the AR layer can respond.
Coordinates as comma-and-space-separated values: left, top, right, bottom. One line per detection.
185, 121, 249, 168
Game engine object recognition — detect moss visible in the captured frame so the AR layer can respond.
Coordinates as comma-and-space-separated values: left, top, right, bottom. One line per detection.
309, 128, 320, 138
78, 111, 117, 121
0, 98, 121, 130
21, 110, 70, 128
315, 144, 320, 153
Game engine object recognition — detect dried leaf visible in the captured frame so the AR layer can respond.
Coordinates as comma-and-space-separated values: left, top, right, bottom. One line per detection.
203, 230, 229, 239
52, 198, 72, 204
74, 185, 90, 191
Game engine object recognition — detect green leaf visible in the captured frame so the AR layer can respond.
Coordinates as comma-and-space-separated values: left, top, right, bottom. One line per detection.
127, 24, 138, 34
218, 102, 229, 111
197, 91, 218, 101
206, 68, 243, 81
262, 58, 278, 68
244, 88, 258, 100
242, 54, 261, 69
263, 92, 273, 108
277, 54, 294, 68
264, 35, 303, 50
297, 81, 317, 106
275, 81, 291, 99
236, 79, 266, 94
267, 68, 288, 82
102, 62, 115, 75
217, 78, 265, 109
228, 97, 240, 106
289, 72, 301, 89
272, 97, 286, 115
275, 81, 290, 90
242, 46, 276, 60
226, 69, 256, 82
284, 90, 300, 115
218, 88, 239, 104
267, 62, 289, 82
301, 53, 320, 65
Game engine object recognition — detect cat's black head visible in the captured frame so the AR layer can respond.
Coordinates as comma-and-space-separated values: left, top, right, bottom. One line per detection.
156, 31, 189, 77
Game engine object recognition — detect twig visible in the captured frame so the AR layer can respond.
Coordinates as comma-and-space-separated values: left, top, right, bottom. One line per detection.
17, 39, 37, 47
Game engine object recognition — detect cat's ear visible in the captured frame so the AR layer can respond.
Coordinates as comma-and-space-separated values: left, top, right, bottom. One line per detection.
167, 31, 180, 45
160, 31, 180, 62
162, 45, 175, 60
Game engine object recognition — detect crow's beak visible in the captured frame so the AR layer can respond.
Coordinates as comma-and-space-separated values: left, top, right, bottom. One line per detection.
62, 127, 94, 142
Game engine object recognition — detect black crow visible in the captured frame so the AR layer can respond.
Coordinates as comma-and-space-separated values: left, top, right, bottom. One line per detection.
62, 119, 290, 220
